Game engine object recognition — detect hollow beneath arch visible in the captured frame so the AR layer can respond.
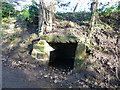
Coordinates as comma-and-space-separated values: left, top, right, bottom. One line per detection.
48, 43, 78, 71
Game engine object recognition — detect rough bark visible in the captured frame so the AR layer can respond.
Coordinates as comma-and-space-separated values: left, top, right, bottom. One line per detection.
89, 0, 99, 38
39, 0, 53, 35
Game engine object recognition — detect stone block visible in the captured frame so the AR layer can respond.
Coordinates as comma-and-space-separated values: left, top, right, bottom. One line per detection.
31, 35, 89, 70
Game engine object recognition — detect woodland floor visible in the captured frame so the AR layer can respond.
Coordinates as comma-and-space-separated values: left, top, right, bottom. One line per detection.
1, 16, 120, 88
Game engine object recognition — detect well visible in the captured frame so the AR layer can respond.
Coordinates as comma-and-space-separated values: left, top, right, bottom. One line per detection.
31, 35, 87, 70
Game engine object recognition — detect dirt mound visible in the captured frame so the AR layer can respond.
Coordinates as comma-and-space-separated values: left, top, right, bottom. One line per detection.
2, 17, 120, 88
85, 25, 120, 87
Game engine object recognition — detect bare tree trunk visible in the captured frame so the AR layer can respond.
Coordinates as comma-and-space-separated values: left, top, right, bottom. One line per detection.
39, 0, 53, 35
89, 0, 99, 38
73, 0, 80, 12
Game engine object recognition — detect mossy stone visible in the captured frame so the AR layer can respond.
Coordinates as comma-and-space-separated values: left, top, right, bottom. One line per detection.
40, 35, 79, 43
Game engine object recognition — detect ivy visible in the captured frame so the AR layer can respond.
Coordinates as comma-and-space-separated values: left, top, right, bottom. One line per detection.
1, 1, 16, 18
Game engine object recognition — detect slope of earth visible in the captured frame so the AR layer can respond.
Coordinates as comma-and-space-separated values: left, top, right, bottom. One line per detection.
2, 17, 98, 88
1, 12, 120, 88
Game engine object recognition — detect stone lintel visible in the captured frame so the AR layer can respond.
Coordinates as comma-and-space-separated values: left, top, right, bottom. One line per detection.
31, 35, 87, 70
40, 35, 80, 43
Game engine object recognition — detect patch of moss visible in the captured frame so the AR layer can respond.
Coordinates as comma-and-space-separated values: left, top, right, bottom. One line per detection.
75, 43, 86, 60
74, 58, 85, 72
33, 44, 45, 52
40, 35, 80, 43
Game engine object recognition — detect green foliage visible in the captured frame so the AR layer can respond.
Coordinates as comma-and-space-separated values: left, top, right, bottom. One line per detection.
20, 0, 39, 25
0, 2, 2, 17
55, 13, 64, 20
98, 3, 120, 16
20, 10, 29, 21
55, 11, 91, 25
28, 3, 39, 24
1, 1, 16, 18
117, 2, 120, 10
98, 3, 120, 31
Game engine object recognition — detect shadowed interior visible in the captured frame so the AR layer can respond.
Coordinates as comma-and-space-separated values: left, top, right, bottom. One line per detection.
48, 43, 78, 71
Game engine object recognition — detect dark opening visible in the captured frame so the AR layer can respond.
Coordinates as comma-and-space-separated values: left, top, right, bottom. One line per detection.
48, 43, 78, 71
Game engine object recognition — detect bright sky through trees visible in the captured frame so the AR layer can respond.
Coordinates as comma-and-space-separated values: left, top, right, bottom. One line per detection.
14, 0, 119, 12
